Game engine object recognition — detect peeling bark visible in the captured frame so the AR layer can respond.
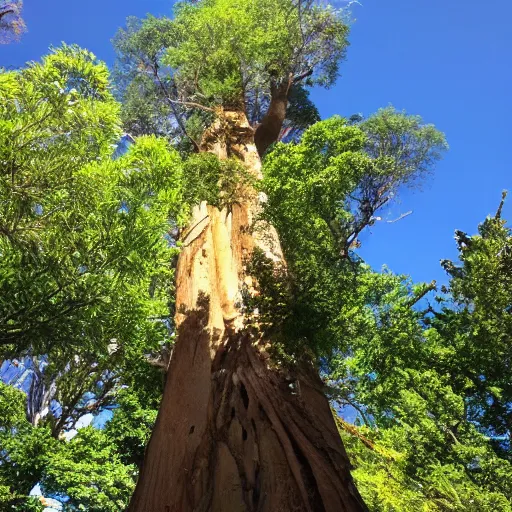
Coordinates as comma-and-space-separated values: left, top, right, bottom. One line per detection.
128, 111, 367, 512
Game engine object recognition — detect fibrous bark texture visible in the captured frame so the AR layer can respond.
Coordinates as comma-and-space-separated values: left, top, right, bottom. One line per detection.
128, 111, 367, 512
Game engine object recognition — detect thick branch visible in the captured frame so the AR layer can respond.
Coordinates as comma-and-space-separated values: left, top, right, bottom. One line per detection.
333, 414, 378, 453
254, 76, 293, 157
293, 68, 313, 84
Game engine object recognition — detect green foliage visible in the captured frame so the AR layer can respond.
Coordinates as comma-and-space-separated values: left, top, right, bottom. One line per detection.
42, 427, 135, 512
0, 382, 54, 508
0, 358, 159, 510
182, 153, 254, 208
359, 106, 448, 181
339, 420, 512, 511
282, 84, 321, 138
261, 112, 446, 354
0, 45, 183, 358
111, 1, 341, 149
0, 46, 184, 508
432, 205, 512, 450
114, 15, 175, 73
243, 248, 291, 344
0, 378, 26, 426
104, 388, 159, 468
328, 208, 512, 510
165, 0, 348, 107
120, 75, 174, 137
263, 116, 367, 257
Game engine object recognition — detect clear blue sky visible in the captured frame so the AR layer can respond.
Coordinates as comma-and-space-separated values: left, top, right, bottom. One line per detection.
2, 0, 511, 286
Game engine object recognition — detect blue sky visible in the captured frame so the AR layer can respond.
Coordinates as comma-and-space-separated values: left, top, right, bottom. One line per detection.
1, 0, 510, 286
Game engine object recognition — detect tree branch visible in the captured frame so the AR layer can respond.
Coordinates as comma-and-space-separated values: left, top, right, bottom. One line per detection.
0, 9, 14, 21
168, 98, 215, 113
495, 190, 508, 220
386, 210, 412, 223
254, 75, 293, 157
153, 70, 201, 152
293, 68, 313, 84
405, 280, 437, 308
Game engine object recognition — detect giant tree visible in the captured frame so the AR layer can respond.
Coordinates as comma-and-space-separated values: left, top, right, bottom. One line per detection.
127, 1, 370, 511
126, 0, 448, 509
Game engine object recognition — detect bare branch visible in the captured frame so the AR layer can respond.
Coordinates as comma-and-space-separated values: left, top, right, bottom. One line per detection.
495, 190, 508, 220
169, 98, 215, 113
386, 210, 413, 223
0, 9, 14, 21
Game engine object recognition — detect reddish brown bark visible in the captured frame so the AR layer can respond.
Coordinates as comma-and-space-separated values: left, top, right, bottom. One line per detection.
254, 79, 291, 157
128, 111, 367, 512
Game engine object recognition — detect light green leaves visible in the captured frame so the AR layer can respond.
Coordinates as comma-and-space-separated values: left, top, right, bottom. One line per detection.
0, 47, 185, 356
359, 106, 448, 182
163, 0, 349, 106
42, 427, 136, 512
0, 46, 186, 509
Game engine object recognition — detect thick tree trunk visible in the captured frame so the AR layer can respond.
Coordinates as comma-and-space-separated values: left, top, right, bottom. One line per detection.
128, 111, 367, 512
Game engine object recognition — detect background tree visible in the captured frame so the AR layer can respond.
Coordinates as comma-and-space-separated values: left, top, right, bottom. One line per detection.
325, 198, 512, 511
261, 112, 446, 352
112, 16, 185, 141
432, 192, 512, 455
0, 46, 183, 509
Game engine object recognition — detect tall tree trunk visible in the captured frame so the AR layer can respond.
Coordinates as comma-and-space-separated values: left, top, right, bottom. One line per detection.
128, 110, 367, 512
